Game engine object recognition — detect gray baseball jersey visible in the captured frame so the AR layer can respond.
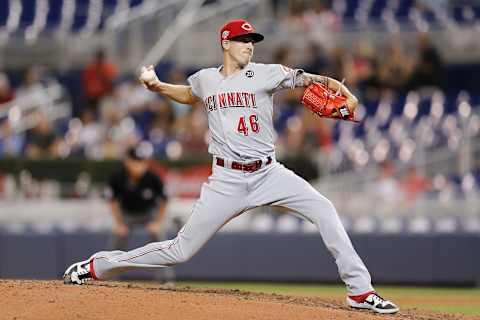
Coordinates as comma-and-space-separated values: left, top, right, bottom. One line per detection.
89, 62, 374, 296
187, 63, 302, 161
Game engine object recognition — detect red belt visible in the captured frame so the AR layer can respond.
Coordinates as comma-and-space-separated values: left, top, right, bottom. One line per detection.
216, 156, 272, 173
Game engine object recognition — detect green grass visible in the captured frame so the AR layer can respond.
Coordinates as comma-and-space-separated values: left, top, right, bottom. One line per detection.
178, 282, 480, 316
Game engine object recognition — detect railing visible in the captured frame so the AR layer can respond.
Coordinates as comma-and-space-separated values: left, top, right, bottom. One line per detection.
313, 136, 480, 217
101, 0, 262, 72
1, 1, 480, 69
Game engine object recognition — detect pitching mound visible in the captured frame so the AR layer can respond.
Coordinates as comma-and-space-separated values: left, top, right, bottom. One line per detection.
0, 280, 470, 320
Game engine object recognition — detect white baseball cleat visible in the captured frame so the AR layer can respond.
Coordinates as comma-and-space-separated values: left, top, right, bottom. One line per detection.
347, 291, 399, 314
63, 255, 97, 285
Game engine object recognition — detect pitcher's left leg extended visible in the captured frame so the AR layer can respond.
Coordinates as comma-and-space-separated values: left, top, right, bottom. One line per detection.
250, 163, 373, 295
92, 170, 248, 280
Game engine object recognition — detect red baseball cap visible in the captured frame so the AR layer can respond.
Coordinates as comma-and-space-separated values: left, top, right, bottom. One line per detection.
219, 19, 264, 44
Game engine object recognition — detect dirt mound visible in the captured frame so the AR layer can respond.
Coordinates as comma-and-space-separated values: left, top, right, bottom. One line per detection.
0, 280, 471, 320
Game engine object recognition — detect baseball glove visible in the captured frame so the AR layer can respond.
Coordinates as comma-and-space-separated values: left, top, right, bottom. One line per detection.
301, 82, 357, 122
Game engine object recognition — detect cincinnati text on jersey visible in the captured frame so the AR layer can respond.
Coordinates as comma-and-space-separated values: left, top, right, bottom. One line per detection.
204, 92, 257, 112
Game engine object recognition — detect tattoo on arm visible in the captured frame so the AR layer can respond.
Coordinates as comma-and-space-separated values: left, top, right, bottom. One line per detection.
295, 71, 355, 102
295, 72, 328, 87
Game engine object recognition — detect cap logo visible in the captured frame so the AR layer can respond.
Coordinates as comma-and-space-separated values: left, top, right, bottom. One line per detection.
241, 22, 253, 31
222, 30, 230, 39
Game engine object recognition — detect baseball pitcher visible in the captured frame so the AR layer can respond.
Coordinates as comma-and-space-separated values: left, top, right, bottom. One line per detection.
64, 19, 398, 314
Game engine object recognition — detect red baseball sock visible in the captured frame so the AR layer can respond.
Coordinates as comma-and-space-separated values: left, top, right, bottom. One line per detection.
89, 259, 98, 280
348, 291, 375, 303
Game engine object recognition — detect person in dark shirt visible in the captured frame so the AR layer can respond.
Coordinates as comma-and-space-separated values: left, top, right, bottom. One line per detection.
408, 33, 443, 89
25, 111, 61, 158
106, 143, 168, 250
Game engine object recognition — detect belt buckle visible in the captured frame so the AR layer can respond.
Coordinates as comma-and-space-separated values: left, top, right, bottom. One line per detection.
230, 157, 272, 172
231, 162, 242, 170
243, 160, 262, 173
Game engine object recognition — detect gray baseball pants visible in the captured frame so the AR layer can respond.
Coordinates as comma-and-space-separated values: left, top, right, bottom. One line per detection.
109, 211, 175, 283
92, 161, 373, 295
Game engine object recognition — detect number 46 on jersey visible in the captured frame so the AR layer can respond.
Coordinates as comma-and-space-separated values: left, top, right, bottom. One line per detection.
237, 114, 259, 136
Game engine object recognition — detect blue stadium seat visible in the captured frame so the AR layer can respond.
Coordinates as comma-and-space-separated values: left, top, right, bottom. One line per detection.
344, 0, 359, 20
395, 0, 414, 21
6, 0, 480, 34
474, 6, 480, 20
46, 0, 63, 29
103, 0, 119, 7
0, 0, 9, 28
72, 1, 88, 31
98, 0, 119, 31
20, 0, 36, 28
129, 0, 143, 8
451, 5, 479, 24
421, 8, 437, 23
369, 0, 388, 21
474, 170, 480, 188
416, 96, 432, 119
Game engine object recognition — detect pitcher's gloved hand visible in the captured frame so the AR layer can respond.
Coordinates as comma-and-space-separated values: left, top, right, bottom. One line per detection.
301, 82, 358, 122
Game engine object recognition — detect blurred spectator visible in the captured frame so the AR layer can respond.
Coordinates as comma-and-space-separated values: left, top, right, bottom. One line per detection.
167, 68, 191, 119
0, 72, 14, 105
283, 0, 308, 31
82, 50, 118, 115
357, 58, 381, 102
371, 160, 401, 215
270, 0, 284, 18
126, 81, 161, 139
97, 105, 140, 159
328, 46, 353, 81
0, 120, 24, 156
273, 89, 300, 135
374, 161, 399, 201
105, 143, 168, 250
277, 114, 320, 180
379, 42, 413, 92
24, 111, 61, 158
148, 99, 176, 156
16, 67, 43, 97
302, 0, 339, 32
273, 45, 294, 66
78, 110, 103, 156
66, 110, 104, 158
100, 83, 130, 115
177, 108, 208, 155
415, 0, 448, 17
301, 106, 333, 151
281, 0, 337, 32
351, 40, 382, 101
303, 41, 329, 74
407, 33, 443, 89
281, 116, 304, 151
399, 166, 432, 202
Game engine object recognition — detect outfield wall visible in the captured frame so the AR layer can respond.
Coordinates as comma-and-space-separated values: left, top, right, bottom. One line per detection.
0, 232, 479, 286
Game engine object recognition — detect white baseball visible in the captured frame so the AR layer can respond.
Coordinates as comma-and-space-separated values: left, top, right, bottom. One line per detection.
139, 66, 159, 86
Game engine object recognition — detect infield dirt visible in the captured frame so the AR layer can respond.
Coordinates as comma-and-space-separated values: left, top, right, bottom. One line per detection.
0, 280, 477, 320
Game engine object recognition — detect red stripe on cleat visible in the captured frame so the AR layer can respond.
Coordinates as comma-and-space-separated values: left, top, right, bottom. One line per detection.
89, 259, 98, 280
348, 291, 375, 303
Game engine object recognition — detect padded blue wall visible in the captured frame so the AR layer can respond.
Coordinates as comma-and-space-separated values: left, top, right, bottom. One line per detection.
0, 231, 479, 286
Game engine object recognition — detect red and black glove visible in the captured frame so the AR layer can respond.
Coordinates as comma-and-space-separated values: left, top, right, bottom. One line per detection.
301, 82, 357, 122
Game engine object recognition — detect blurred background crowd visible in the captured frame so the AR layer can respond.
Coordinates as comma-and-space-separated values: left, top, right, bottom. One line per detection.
0, 0, 479, 230
0, 31, 446, 160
